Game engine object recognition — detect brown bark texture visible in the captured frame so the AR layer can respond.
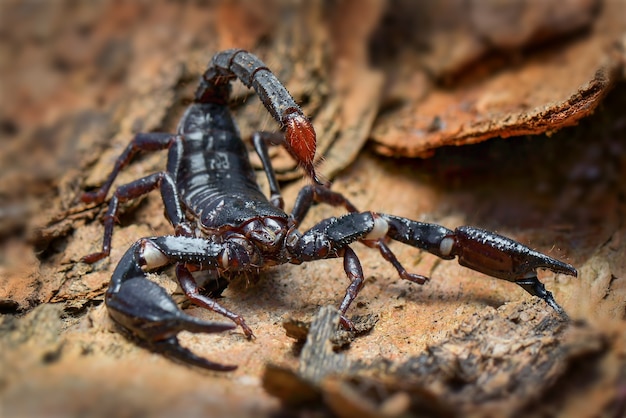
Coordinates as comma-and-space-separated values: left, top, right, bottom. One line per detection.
1, 1, 625, 417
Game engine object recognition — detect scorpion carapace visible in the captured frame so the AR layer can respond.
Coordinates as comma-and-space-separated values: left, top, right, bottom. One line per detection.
81, 49, 577, 371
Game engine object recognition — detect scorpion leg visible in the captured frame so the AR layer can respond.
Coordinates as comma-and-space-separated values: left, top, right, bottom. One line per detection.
196, 49, 324, 184
252, 131, 287, 210
82, 170, 187, 263
291, 185, 427, 283
82, 133, 180, 204
106, 239, 237, 371
82, 139, 192, 263
291, 184, 358, 223
177, 265, 255, 339
289, 213, 388, 329
338, 247, 366, 329
83, 135, 193, 263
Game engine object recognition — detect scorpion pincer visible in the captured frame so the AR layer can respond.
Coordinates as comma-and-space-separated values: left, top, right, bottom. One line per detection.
81, 49, 577, 370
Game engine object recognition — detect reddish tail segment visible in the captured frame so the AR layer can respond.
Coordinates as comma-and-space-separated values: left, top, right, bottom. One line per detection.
195, 49, 321, 184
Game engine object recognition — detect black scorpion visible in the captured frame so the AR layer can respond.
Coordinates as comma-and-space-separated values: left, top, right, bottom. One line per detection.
82, 49, 577, 370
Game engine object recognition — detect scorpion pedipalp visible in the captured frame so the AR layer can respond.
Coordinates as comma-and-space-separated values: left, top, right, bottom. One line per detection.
380, 216, 577, 313
106, 242, 238, 371
450, 226, 578, 282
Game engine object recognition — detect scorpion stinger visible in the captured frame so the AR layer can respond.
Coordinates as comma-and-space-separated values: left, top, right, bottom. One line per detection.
81, 49, 577, 370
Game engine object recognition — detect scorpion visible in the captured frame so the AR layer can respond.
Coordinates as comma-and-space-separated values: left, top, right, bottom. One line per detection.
81, 49, 577, 371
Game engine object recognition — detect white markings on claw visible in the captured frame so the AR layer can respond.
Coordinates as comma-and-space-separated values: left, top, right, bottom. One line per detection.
439, 236, 455, 257
140, 240, 170, 270
364, 215, 389, 241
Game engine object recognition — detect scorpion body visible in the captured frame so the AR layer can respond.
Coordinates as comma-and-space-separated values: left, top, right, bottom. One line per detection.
82, 49, 577, 370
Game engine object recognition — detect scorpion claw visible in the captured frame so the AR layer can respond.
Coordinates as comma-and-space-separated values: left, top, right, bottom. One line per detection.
106, 277, 237, 371
451, 226, 576, 313
452, 226, 578, 282
515, 276, 566, 316
154, 337, 238, 371
380, 216, 576, 314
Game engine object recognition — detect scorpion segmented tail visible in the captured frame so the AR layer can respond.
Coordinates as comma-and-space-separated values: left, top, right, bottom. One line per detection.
195, 49, 320, 183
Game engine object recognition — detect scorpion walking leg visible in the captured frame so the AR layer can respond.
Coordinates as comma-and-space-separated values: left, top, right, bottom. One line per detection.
83, 135, 192, 263
338, 247, 365, 329
105, 240, 237, 371
291, 184, 426, 284
82, 133, 180, 204
252, 131, 287, 210
176, 265, 255, 339
82, 170, 187, 263
291, 184, 358, 223
376, 243, 429, 284
290, 213, 388, 329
